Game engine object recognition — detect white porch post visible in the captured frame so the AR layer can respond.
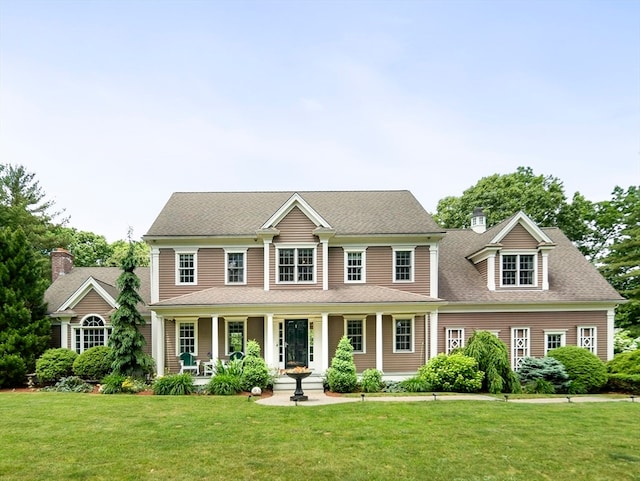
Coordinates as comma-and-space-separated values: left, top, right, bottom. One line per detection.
607, 308, 615, 361
60, 320, 70, 349
153, 313, 165, 376
423, 313, 429, 364
265, 314, 275, 368
211, 315, 219, 361
321, 312, 329, 371
376, 312, 383, 371
429, 310, 439, 359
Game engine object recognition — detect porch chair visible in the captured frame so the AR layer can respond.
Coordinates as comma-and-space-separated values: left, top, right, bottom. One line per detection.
179, 352, 200, 375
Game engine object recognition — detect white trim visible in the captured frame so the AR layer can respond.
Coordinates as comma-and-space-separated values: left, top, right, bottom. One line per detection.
429, 243, 438, 298
429, 311, 439, 359
59, 277, 118, 311
211, 315, 219, 361
224, 317, 248, 355
500, 251, 538, 288
175, 319, 198, 356
344, 247, 367, 284
541, 250, 550, 290
392, 315, 415, 353
150, 247, 160, 304
578, 326, 597, 354
322, 239, 329, 291
224, 248, 248, 285
490, 211, 553, 245
73, 314, 111, 353
392, 246, 416, 283
275, 244, 317, 285
511, 327, 530, 370
261, 192, 332, 229
174, 248, 198, 286
344, 316, 367, 353
543, 329, 567, 354
445, 327, 465, 354
321, 312, 329, 371
607, 309, 615, 361
263, 239, 271, 291
376, 312, 383, 371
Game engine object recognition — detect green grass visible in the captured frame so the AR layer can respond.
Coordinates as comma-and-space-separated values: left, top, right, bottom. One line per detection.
0, 393, 638, 481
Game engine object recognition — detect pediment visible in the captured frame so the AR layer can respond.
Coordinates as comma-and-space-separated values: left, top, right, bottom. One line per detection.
489, 211, 553, 245
58, 277, 118, 311
261, 192, 332, 230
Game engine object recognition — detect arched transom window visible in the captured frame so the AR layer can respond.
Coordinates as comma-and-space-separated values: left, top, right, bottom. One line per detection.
74, 315, 111, 353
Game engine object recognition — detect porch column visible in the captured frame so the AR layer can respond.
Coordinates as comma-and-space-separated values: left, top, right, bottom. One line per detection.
153, 313, 165, 376
321, 312, 329, 371
376, 312, 383, 371
265, 314, 275, 368
60, 320, 70, 349
423, 313, 429, 364
211, 315, 219, 361
429, 311, 439, 359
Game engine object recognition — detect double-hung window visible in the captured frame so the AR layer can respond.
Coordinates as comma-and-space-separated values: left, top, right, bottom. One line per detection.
544, 330, 566, 354
175, 249, 198, 285
393, 317, 414, 353
225, 319, 247, 355
393, 247, 415, 282
344, 249, 366, 283
176, 321, 197, 355
226, 250, 246, 285
578, 326, 596, 354
501, 253, 535, 287
277, 247, 315, 283
345, 318, 365, 353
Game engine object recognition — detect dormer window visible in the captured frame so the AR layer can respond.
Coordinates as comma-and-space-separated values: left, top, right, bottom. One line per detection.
501, 253, 536, 287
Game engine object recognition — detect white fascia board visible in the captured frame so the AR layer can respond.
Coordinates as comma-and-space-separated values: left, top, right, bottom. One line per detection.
490, 211, 553, 244
261, 193, 332, 229
58, 277, 118, 311
439, 301, 621, 314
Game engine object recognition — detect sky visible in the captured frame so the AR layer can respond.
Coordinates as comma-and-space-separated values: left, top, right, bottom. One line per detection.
1, 0, 639, 242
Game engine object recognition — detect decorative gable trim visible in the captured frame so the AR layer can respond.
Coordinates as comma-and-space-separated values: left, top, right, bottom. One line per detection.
261, 193, 332, 230
58, 277, 118, 311
490, 211, 553, 245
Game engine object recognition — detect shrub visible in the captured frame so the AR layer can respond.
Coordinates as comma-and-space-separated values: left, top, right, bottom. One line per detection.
0, 354, 27, 388
100, 373, 127, 394
418, 353, 484, 393
241, 340, 273, 391
326, 336, 358, 393
43, 376, 93, 393
517, 357, 570, 393
73, 346, 114, 380
523, 378, 556, 395
547, 346, 608, 394
464, 331, 520, 394
35, 348, 78, 384
607, 350, 640, 375
360, 369, 383, 393
152, 373, 195, 395
604, 374, 640, 394
207, 373, 243, 395
398, 376, 430, 392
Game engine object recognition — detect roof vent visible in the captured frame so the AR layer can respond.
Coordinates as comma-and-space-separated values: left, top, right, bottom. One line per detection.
471, 208, 486, 234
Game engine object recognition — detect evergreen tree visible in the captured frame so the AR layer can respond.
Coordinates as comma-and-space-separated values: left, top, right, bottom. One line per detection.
0, 227, 51, 387
464, 330, 521, 394
326, 336, 358, 393
108, 241, 153, 377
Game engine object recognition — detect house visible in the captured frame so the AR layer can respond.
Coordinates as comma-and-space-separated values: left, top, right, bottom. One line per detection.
46, 190, 623, 378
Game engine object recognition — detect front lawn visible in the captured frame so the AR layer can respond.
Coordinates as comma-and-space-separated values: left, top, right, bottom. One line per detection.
0, 392, 638, 481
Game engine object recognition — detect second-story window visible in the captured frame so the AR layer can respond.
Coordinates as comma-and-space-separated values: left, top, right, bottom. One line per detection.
393, 247, 414, 282
226, 250, 246, 285
502, 253, 535, 286
175, 250, 197, 285
278, 247, 315, 283
344, 249, 366, 283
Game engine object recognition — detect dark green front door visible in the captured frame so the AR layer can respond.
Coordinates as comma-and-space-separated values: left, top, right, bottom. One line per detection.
285, 319, 308, 368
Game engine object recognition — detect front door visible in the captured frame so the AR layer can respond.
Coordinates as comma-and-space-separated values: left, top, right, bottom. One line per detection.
285, 319, 308, 368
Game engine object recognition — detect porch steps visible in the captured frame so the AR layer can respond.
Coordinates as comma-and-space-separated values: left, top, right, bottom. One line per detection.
272, 374, 324, 392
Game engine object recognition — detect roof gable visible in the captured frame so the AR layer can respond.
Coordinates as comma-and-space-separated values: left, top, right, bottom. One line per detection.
261, 192, 331, 230
59, 276, 118, 311
490, 211, 553, 245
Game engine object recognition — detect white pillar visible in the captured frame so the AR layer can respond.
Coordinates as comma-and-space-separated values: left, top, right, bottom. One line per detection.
322, 240, 329, 290
429, 243, 439, 298
429, 310, 439, 359
265, 314, 274, 368
376, 312, 383, 371
487, 255, 496, 291
424, 313, 429, 364
60, 320, 70, 349
607, 308, 615, 361
150, 247, 160, 303
541, 251, 550, 290
321, 313, 329, 371
154, 314, 165, 376
211, 315, 219, 362
263, 240, 271, 291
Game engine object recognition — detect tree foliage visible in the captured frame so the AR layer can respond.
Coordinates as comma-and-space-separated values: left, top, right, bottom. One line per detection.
326, 336, 358, 393
62, 228, 150, 267
464, 331, 521, 394
108, 242, 153, 377
0, 227, 51, 387
547, 346, 608, 394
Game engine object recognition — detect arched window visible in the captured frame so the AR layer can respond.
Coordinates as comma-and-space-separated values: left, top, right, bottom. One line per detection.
74, 315, 111, 353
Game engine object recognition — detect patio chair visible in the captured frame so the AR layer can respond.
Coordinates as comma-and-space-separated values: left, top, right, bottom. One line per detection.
179, 352, 200, 375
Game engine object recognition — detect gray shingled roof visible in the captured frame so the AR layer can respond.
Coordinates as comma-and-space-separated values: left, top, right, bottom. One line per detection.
45, 267, 151, 315
145, 190, 443, 237
152, 285, 439, 308
438, 227, 623, 304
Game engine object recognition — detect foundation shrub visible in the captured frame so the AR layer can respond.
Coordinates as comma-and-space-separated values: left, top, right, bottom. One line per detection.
547, 346, 607, 394
73, 346, 114, 380
207, 373, 243, 395
464, 331, 521, 394
607, 350, 640, 375
604, 374, 640, 394
398, 376, 430, 392
100, 373, 147, 394
0, 354, 27, 388
35, 348, 78, 384
360, 369, 383, 393
418, 353, 484, 393
241, 340, 273, 391
152, 373, 195, 395
326, 336, 358, 393
517, 357, 570, 393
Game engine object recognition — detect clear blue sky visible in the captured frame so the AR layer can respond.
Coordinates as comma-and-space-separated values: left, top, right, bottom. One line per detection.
1, 0, 638, 241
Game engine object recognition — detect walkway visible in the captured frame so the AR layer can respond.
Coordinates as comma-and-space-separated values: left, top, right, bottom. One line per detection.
255, 390, 636, 407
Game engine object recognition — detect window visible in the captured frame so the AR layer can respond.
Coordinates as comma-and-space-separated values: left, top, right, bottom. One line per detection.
544, 330, 566, 354
309, 321, 315, 362
446, 328, 465, 354
511, 327, 530, 370
177, 322, 196, 355
502, 253, 535, 286
277, 247, 315, 283
393, 317, 414, 352
175, 249, 197, 285
344, 249, 366, 283
345, 318, 365, 353
226, 250, 246, 284
74, 315, 111, 353
393, 247, 415, 282
226, 319, 246, 354
578, 326, 596, 354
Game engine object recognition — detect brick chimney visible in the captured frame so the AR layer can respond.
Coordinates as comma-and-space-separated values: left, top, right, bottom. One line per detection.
51, 248, 74, 282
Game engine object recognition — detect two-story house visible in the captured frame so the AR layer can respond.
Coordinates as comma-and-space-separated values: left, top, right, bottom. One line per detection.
46, 190, 623, 378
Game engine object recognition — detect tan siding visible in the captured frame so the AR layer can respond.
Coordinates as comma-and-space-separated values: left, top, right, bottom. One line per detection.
358, 245, 430, 295
327, 315, 344, 363
274, 206, 317, 243
159, 248, 226, 300
354, 315, 377, 371
502, 223, 538, 249
50, 325, 61, 348
246, 248, 264, 287
382, 315, 426, 372
247, 316, 265, 348
477, 259, 488, 285
140, 323, 152, 356
328, 247, 343, 288
74, 290, 113, 317
198, 318, 212, 362
438, 311, 609, 360
165, 319, 178, 373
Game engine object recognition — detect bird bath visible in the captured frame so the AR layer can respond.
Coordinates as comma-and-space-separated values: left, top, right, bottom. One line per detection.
285, 368, 312, 401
